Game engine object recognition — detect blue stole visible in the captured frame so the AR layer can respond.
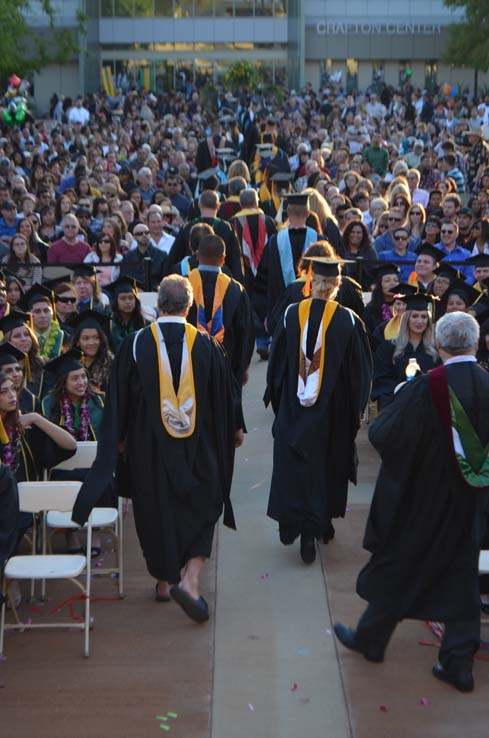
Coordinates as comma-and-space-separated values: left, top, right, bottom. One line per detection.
181, 256, 191, 276
277, 227, 317, 287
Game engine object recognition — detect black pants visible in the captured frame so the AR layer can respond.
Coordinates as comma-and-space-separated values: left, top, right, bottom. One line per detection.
354, 601, 480, 670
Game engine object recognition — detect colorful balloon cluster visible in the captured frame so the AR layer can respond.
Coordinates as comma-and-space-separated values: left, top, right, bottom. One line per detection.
442, 83, 459, 97
1, 74, 30, 127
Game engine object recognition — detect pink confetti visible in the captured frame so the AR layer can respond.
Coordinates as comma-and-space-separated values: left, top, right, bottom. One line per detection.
290, 683, 298, 692
346, 507, 352, 512
248, 703, 255, 712
420, 697, 429, 706
379, 705, 387, 713
260, 572, 269, 582
299, 695, 310, 704
325, 629, 332, 635
26, 619, 32, 625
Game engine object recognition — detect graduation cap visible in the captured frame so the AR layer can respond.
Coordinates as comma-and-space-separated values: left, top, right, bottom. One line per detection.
284, 192, 310, 208
43, 275, 74, 291
0, 342, 25, 367
433, 263, 465, 282
256, 143, 274, 156
444, 280, 480, 307
43, 347, 85, 380
72, 264, 100, 280
401, 292, 437, 312
196, 168, 220, 190
302, 255, 355, 277
20, 283, 55, 312
0, 310, 32, 335
414, 242, 446, 262
370, 263, 401, 281
216, 148, 235, 158
272, 172, 294, 189
388, 282, 418, 299
470, 295, 489, 326
464, 253, 489, 269
67, 309, 111, 338
105, 276, 141, 299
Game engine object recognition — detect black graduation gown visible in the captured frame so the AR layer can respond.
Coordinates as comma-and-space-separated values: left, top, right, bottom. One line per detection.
19, 387, 41, 414
371, 339, 440, 407
165, 217, 245, 284
72, 322, 237, 583
0, 465, 19, 567
358, 363, 489, 621
266, 299, 372, 542
187, 269, 254, 429
252, 228, 319, 328
268, 276, 365, 336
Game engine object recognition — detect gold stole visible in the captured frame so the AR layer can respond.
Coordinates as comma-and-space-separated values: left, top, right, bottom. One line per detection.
188, 269, 231, 343
150, 321, 198, 439
383, 315, 400, 340
297, 299, 338, 407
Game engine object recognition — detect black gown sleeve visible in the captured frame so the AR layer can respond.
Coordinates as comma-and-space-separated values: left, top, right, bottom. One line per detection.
0, 466, 19, 567
265, 312, 289, 413
371, 340, 397, 403
72, 336, 134, 525
224, 227, 245, 284
26, 425, 77, 477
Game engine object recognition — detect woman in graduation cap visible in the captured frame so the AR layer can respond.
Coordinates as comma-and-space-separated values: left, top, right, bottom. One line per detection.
372, 293, 440, 410
68, 310, 114, 392
444, 281, 481, 315
0, 310, 49, 398
0, 343, 40, 414
72, 265, 110, 315
370, 283, 415, 348
266, 255, 372, 564
5, 274, 25, 310
41, 348, 104, 445
107, 276, 150, 353
363, 263, 401, 337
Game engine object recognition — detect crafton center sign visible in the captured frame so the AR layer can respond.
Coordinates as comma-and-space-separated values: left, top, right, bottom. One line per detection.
316, 22, 442, 35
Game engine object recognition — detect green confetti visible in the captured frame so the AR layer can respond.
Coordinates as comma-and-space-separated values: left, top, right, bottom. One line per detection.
160, 726, 171, 732
155, 716, 168, 721
167, 712, 178, 719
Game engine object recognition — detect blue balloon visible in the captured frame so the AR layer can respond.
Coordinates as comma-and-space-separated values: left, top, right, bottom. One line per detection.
451, 85, 459, 97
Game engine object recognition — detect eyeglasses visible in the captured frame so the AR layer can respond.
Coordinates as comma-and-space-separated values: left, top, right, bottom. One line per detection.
56, 296, 76, 304
441, 229, 455, 235
388, 216, 402, 222
134, 230, 149, 236
394, 235, 409, 241
100, 238, 112, 243
64, 224, 77, 229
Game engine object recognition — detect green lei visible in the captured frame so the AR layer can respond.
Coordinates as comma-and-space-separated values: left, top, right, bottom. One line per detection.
39, 319, 62, 360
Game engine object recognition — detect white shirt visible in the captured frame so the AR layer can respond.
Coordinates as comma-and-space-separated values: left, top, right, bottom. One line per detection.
68, 106, 90, 125
444, 355, 477, 366
150, 231, 175, 254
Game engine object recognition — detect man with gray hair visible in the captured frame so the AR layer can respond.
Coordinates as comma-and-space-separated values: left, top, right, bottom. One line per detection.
73, 274, 239, 623
335, 311, 489, 693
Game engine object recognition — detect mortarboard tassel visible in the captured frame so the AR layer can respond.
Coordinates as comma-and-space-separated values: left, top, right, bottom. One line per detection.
23, 353, 31, 382
0, 416, 10, 445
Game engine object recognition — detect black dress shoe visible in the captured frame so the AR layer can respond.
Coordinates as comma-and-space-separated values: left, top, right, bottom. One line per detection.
322, 520, 335, 544
333, 622, 384, 663
256, 347, 270, 361
432, 662, 474, 693
300, 535, 316, 564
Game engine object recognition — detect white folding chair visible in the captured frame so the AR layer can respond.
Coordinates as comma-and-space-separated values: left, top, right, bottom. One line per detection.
0, 482, 92, 658
44, 441, 124, 599
479, 551, 489, 625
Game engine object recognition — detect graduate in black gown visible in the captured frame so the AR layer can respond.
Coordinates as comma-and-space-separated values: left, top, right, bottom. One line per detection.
186, 234, 254, 431
72, 275, 238, 622
266, 256, 372, 564
252, 193, 320, 347
334, 311, 489, 693
372, 293, 441, 410
0, 310, 51, 399
0, 343, 40, 414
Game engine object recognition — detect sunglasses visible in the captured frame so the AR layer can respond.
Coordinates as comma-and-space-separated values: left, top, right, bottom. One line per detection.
99, 238, 112, 243
135, 230, 149, 236
410, 211, 421, 215
441, 229, 455, 235
394, 235, 409, 241
388, 216, 402, 222
379, 223, 388, 229
56, 296, 76, 304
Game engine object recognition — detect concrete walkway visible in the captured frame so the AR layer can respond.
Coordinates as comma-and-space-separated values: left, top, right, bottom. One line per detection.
211, 358, 354, 738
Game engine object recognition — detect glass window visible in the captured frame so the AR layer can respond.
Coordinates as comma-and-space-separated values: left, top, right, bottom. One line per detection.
255, 0, 274, 16
234, 0, 254, 15
194, 0, 213, 14
101, 0, 114, 16
134, 0, 153, 15
174, 0, 193, 15
114, 0, 133, 16
155, 0, 173, 14
346, 58, 358, 93
214, 0, 234, 16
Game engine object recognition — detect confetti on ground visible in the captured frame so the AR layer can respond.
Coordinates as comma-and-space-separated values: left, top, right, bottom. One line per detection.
260, 572, 269, 582
248, 703, 255, 712
379, 705, 387, 713
297, 648, 311, 656
160, 726, 170, 732
325, 629, 332, 635
249, 482, 262, 490
155, 716, 168, 721
420, 697, 429, 706
290, 683, 298, 692
346, 507, 352, 512
167, 712, 178, 719
247, 635, 260, 640
299, 695, 310, 704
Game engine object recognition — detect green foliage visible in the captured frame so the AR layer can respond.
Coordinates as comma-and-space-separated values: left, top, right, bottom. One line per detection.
223, 62, 269, 93
443, 0, 489, 72
0, 0, 85, 82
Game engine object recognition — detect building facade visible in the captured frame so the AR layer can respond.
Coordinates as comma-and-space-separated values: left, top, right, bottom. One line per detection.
27, 0, 487, 113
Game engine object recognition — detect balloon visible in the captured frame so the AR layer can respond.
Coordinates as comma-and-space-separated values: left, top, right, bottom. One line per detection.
15, 106, 25, 124
405, 67, 412, 78
8, 74, 21, 89
8, 101, 17, 115
451, 85, 458, 97
443, 83, 451, 96
2, 110, 13, 125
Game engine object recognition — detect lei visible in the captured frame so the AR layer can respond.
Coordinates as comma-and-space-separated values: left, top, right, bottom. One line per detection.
40, 319, 61, 359
0, 423, 22, 473
61, 392, 91, 441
